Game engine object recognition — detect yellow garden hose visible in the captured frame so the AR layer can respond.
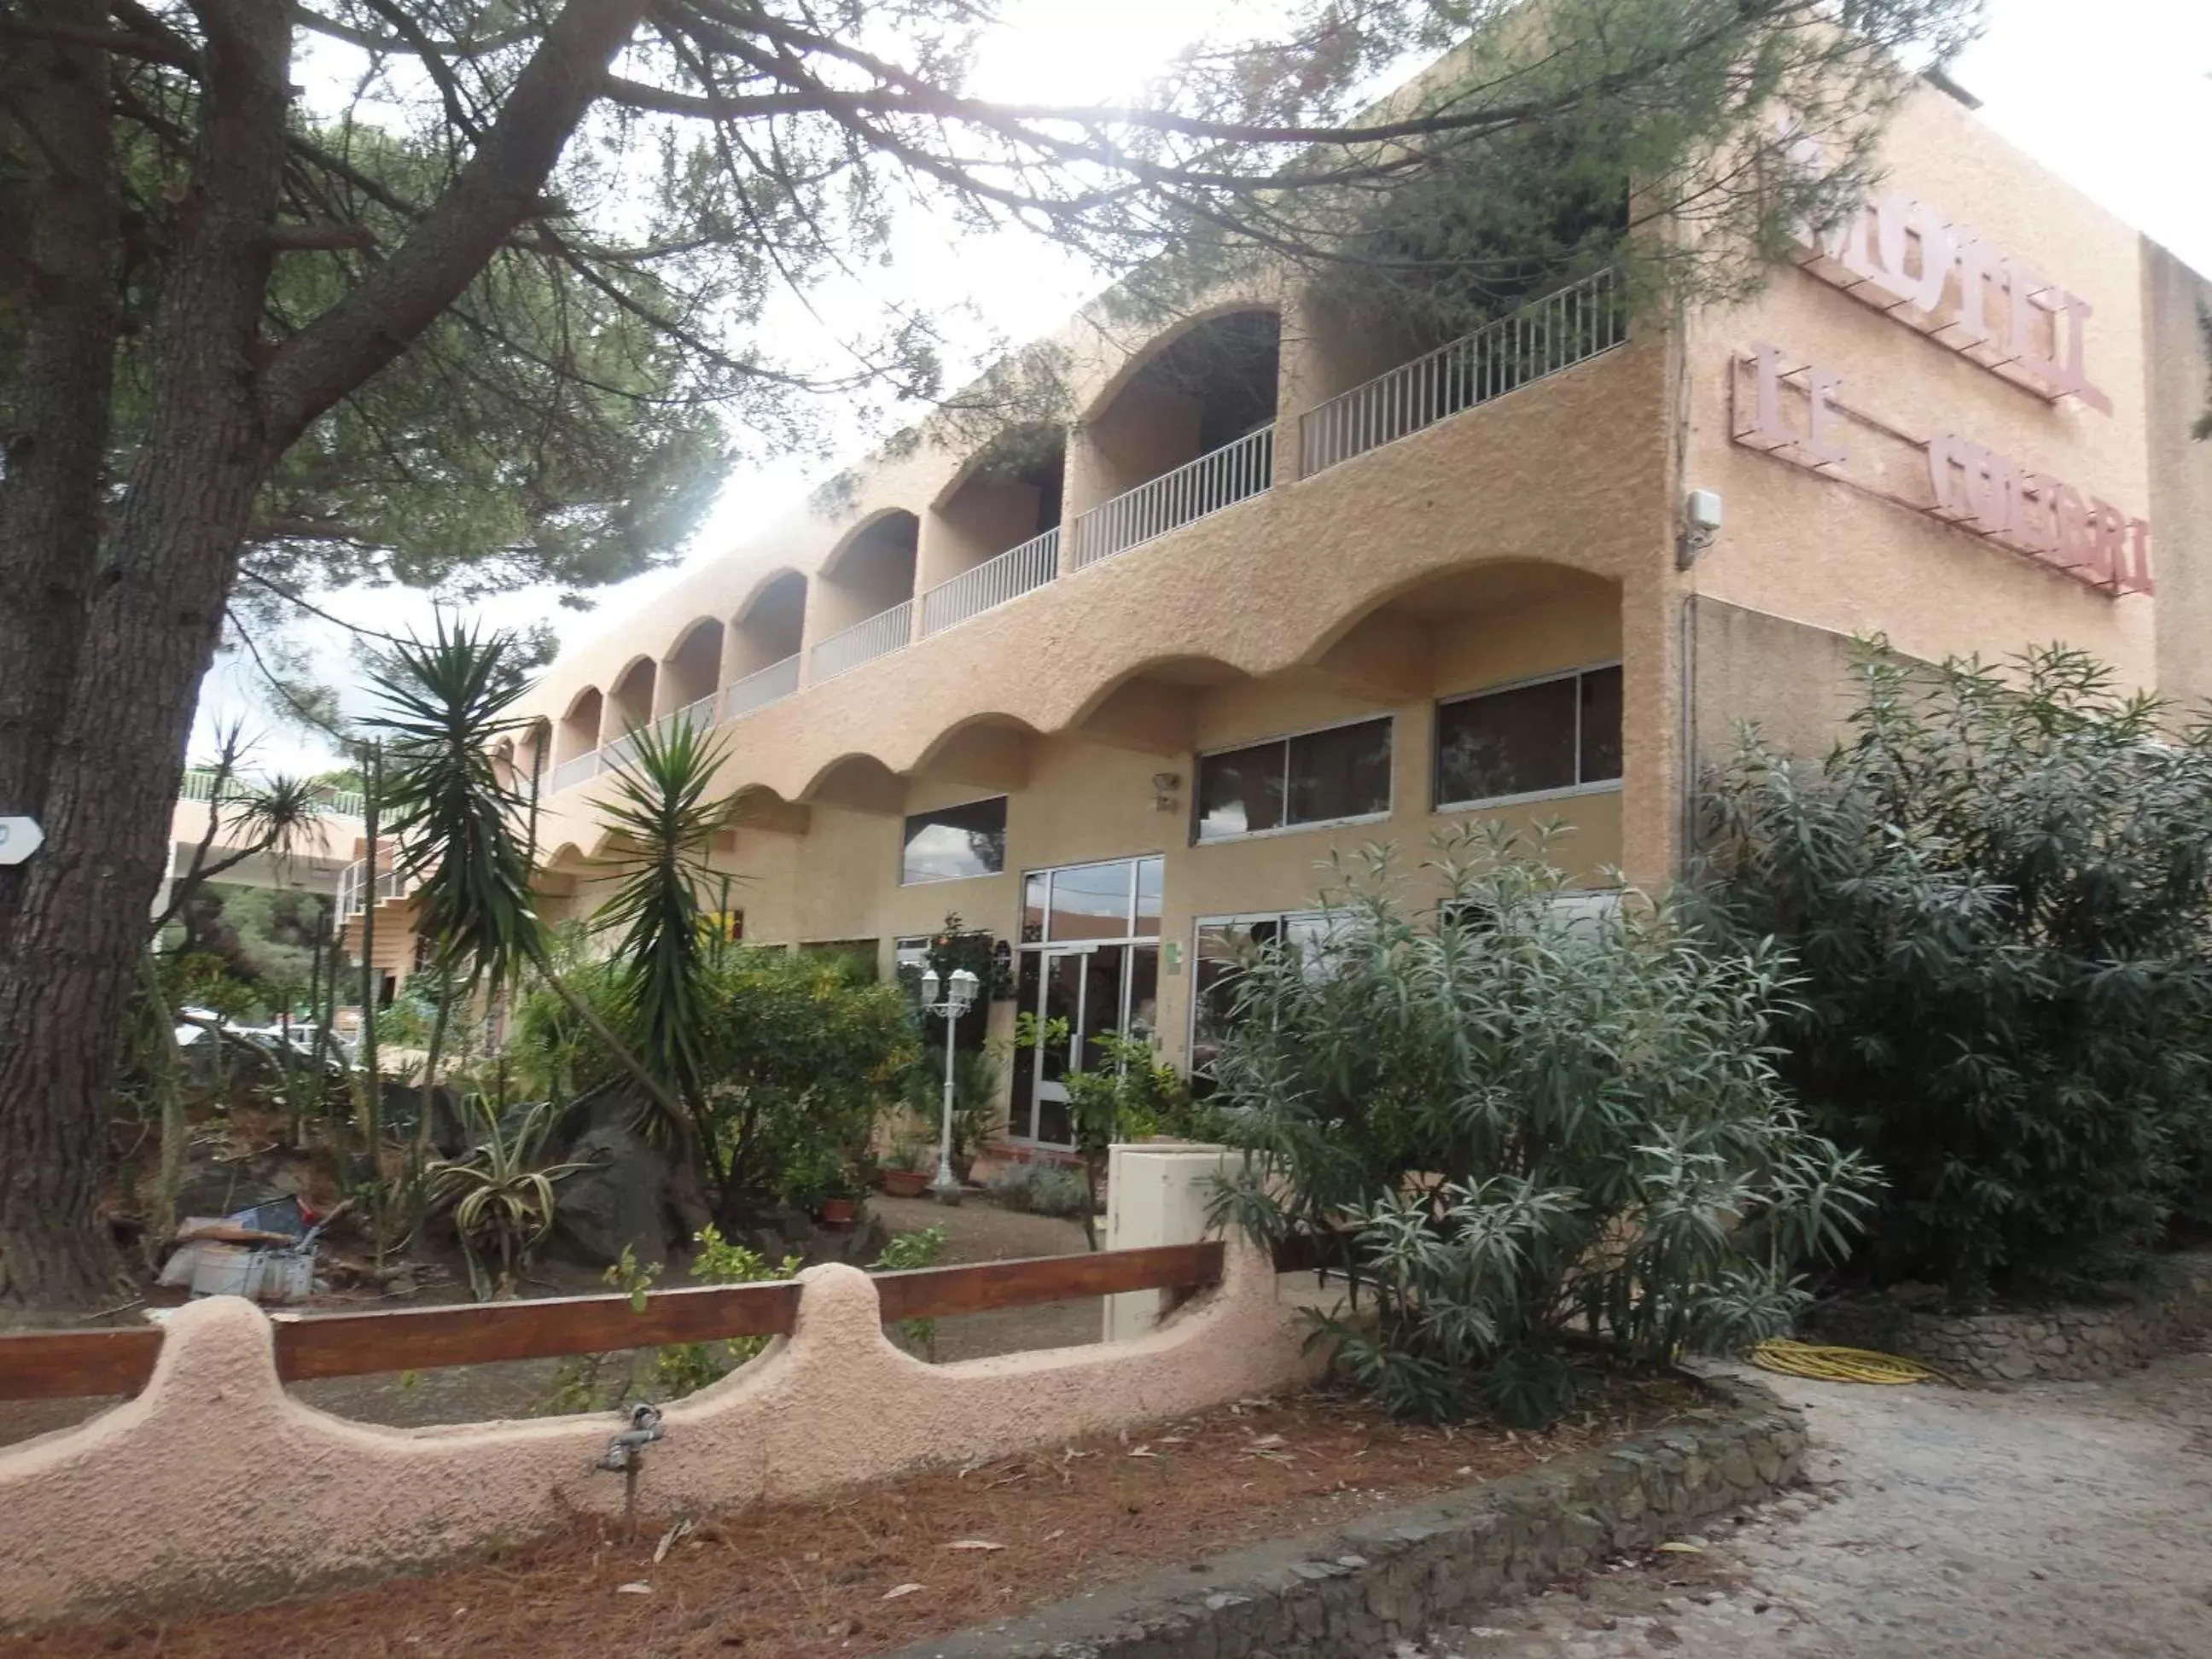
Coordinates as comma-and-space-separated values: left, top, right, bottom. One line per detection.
1747, 1337, 1952, 1386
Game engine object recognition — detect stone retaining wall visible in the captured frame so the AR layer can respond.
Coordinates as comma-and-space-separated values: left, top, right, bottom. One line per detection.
1807, 1249, 2212, 1383
882, 1375, 1805, 1659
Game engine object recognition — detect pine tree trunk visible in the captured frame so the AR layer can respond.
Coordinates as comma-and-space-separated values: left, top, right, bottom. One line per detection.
0, 0, 294, 1312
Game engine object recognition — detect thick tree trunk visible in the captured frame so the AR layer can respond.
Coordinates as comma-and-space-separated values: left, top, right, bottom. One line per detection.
0, 0, 119, 933
0, 0, 652, 1310
0, 0, 294, 1311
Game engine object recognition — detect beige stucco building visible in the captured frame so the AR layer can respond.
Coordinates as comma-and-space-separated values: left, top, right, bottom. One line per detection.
350, 78, 2209, 1152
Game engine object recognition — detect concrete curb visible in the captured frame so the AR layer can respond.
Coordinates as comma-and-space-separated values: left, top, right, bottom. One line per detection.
881, 1373, 1806, 1659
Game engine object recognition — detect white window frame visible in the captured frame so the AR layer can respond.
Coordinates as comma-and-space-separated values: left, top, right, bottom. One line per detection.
1191, 713, 1395, 845
1432, 660, 1624, 813
898, 793, 1010, 887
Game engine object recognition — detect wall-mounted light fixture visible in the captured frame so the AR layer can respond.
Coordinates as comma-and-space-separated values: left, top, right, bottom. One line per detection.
1150, 771, 1184, 813
1677, 488, 1723, 570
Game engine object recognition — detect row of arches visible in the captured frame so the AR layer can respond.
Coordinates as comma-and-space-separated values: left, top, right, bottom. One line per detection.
525, 300, 1331, 772
515, 552, 1624, 871
520, 258, 1594, 786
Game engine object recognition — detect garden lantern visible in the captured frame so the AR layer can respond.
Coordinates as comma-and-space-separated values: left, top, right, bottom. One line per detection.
919, 966, 980, 1204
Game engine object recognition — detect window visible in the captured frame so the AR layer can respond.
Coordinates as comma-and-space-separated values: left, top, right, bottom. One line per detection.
1434, 664, 1622, 809
1020, 857, 1165, 945
1188, 910, 1334, 1088
900, 795, 1007, 884
1195, 717, 1392, 842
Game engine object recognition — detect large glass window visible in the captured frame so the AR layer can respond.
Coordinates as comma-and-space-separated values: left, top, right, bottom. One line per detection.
900, 795, 1007, 884
1189, 910, 1334, 1086
1195, 717, 1392, 842
1434, 664, 1622, 809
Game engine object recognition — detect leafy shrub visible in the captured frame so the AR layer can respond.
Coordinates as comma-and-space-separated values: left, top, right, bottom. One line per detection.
986, 1160, 1092, 1220
542, 1226, 800, 1412
875, 1223, 950, 1357
1208, 828, 1875, 1427
514, 948, 913, 1228
1701, 645, 2212, 1295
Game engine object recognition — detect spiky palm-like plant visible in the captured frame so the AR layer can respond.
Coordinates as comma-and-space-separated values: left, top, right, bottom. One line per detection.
364, 620, 684, 1210
594, 716, 738, 1153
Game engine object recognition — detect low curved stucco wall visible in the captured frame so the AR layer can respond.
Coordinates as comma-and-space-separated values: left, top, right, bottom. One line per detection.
0, 1245, 1318, 1631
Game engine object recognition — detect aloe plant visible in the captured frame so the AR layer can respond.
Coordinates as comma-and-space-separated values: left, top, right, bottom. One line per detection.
427, 1097, 595, 1299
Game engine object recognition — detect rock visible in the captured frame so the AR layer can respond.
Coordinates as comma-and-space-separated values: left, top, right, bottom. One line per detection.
550, 1122, 679, 1269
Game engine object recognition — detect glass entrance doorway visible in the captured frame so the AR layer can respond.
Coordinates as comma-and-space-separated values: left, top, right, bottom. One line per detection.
1008, 856, 1163, 1146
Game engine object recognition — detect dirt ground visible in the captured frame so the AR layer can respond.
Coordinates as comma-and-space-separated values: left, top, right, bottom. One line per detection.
1397, 1346, 2212, 1659
2, 1382, 1695, 1659
2, 1196, 1091, 1447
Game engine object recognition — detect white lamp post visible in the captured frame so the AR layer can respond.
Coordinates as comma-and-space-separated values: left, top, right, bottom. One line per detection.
919, 965, 980, 1204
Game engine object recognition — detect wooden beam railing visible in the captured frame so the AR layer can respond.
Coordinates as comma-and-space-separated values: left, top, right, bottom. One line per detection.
0, 1241, 1226, 1403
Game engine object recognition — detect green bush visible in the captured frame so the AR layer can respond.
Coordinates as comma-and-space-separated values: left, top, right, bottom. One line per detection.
1208, 828, 1875, 1428
542, 1226, 800, 1412
986, 1160, 1092, 1220
1700, 645, 2212, 1295
514, 947, 913, 1227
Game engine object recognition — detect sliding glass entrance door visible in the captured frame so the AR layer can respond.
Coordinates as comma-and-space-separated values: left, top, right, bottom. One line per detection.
1006, 856, 1162, 1148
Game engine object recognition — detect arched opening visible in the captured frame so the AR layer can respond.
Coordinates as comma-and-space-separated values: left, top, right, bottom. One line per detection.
1067, 310, 1281, 566
726, 569, 806, 716
812, 509, 919, 678
603, 656, 655, 746
919, 426, 1067, 636
800, 752, 905, 816
555, 688, 602, 765
659, 617, 725, 725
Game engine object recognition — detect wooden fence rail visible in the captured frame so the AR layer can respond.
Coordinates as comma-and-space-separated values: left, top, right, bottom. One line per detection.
0, 1241, 1226, 1404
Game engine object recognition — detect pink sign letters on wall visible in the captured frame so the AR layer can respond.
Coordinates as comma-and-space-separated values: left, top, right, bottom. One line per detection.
1778, 124, 2112, 414
1731, 344, 2153, 596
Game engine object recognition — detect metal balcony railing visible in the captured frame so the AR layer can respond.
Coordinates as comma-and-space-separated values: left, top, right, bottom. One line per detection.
651, 692, 719, 742
336, 858, 411, 919
1299, 268, 1627, 478
549, 751, 600, 794
1068, 425, 1274, 570
920, 527, 1061, 637
810, 600, 914, 682
722, 653, 802, 719
178, 767, 364, 819
600, 731, 643, 773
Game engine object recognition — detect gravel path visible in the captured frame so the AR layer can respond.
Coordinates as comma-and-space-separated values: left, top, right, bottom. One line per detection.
1400, 1349, 2212, 1659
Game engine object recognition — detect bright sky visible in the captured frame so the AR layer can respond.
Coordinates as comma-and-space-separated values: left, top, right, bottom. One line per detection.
197, 0, 2212, 775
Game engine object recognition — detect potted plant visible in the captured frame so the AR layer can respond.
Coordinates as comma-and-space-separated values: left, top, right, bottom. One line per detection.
817, 1164, 861, 1231
882, 1139, 934, 1199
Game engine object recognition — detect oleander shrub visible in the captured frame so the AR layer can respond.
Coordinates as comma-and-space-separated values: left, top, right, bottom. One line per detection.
1208, 827, 1876, 1428
1700, 644, 2212, 1295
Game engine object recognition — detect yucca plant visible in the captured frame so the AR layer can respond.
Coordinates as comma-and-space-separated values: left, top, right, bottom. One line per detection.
428, 1097, 597, 1299
364, 620, 686, 1214
593, 715, 738, 1156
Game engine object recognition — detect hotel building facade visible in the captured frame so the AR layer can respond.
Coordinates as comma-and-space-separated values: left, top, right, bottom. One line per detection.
350, 79, 2211, 1154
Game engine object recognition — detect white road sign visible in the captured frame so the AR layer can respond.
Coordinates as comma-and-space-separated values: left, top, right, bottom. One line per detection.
0, 818, 45, 865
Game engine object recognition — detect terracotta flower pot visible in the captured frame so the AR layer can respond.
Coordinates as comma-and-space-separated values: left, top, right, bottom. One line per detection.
882, 1168, 930, 1198
818, 1196, 858, 1231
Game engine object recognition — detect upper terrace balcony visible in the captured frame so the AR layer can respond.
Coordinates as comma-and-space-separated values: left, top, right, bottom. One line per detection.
533, 270, 1628, 806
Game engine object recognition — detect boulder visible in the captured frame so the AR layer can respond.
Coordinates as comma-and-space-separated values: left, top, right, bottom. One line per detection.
549, 1121, 679, 1270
